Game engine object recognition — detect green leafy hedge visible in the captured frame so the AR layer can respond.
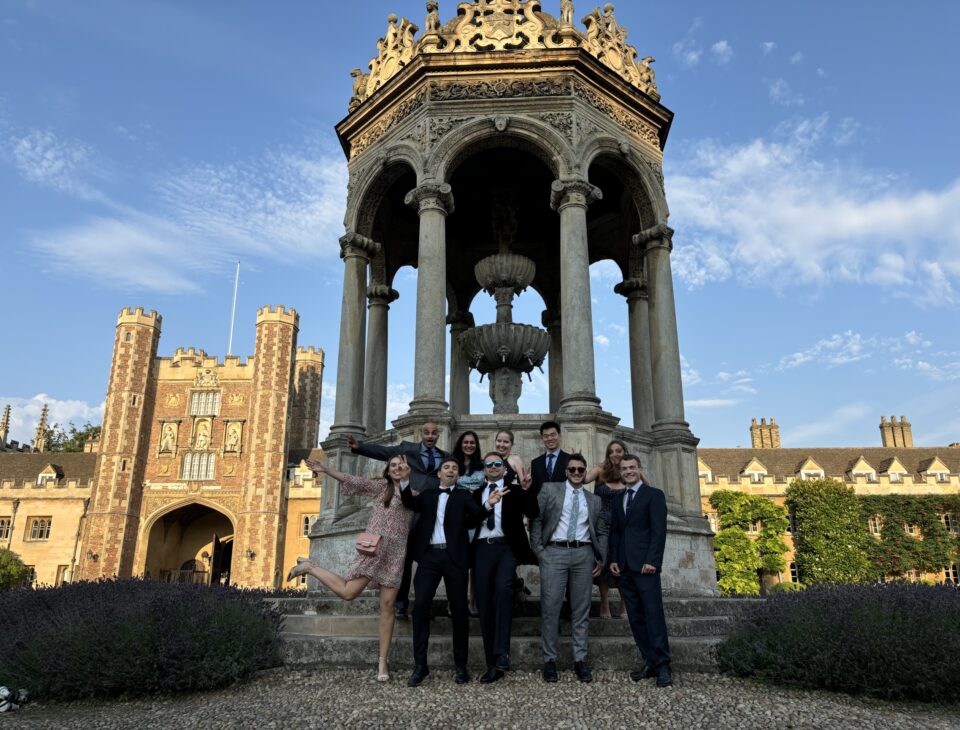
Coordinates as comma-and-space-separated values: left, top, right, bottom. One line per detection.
861, 494, 960, 577
0, 580, 282, 700
710, 490, 788, 596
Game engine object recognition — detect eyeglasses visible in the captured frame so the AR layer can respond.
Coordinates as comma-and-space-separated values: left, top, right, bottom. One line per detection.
484, 460, 504, 468
566, 466, 586, 474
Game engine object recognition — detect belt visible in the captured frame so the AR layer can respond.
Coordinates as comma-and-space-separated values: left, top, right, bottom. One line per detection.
548, 540, 592, 548
429, 543, 447, 550
477, 536, 507, 545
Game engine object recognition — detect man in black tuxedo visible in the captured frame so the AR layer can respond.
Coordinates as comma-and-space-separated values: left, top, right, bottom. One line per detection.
350, 421, 447, 617
471, 451, 539, 683
530, 421, 570, 495
401, 456, 503, 687
609, 454, 672, 687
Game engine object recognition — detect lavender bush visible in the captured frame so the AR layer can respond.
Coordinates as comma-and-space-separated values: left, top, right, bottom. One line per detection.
717, 583, 960, 702
0, 580, 282, 700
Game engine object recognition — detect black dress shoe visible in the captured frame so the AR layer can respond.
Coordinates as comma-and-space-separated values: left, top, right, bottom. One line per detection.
407, 665, 429, 687
454, 667, 470, 684
656, 667, 673, 687
542, 660, 558, 683
479, 667, 504, 684
630, 663, 657, 682
573, 660, 593, 683
495, 655, 511, 672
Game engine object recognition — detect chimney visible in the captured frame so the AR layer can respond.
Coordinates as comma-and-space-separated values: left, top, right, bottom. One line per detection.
750, 418, 780, 448
880, 415, 895, 447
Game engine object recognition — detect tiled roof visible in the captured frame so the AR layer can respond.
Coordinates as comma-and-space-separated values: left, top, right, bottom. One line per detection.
0, 452, 97, 485
698, 447, 960, 481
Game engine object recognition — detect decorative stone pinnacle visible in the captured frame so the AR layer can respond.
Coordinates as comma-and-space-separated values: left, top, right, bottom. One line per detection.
366, 284, 400, 304
404, 183, 455, 215
339, 232, 382, 259
632, 222, 674, 250
550, 179, 602, 211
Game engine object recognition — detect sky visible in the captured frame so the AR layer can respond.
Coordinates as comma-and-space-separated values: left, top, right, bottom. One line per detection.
2, 0, 959, 450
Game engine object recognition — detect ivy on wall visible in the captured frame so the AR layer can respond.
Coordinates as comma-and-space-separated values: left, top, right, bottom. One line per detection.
785, 478, 874, 585
860, 494, 960, 577
710, 490, 789, 596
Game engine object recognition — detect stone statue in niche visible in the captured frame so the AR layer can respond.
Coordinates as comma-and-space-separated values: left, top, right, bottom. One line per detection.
224, 423, 242, 452
160, 423, 177, 452
194, 420, 211, 450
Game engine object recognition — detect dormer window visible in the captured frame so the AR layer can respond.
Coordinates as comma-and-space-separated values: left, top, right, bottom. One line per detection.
36, 474, 57, 488
750, 472, 765, 484
889, 472, 902, 483
800, 470, 824, 480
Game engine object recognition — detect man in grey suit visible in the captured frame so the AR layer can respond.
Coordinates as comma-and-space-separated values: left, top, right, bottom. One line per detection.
530, 453, 608, 683
349, 421, 447, 617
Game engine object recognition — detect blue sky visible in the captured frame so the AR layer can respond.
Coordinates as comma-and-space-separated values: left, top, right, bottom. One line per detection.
2, 1, 959, 450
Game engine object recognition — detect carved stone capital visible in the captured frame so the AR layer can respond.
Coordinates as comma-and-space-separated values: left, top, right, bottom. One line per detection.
366, 285, 399, 305
550, 179, 602, 211
614, 278, 647, 300
404, 183, 454, 215
339, 232, 381, 260
541, 308, 561, 329
446, 310, 475, 330
632, 223, 674, 252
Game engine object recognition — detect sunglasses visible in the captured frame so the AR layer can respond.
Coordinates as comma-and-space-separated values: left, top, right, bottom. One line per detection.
484, 460, 504, 468
566, 466, 586, 474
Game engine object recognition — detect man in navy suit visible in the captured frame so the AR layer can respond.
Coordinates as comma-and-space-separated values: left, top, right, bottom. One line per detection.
609, 454, 672, 687
529, 420, 570, 495
350, 421, 447, 617
401, 457, 504, 687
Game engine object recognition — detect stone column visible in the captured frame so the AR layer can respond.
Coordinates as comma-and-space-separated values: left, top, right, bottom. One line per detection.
541, 308, 563, 415
636, 224, 688, 431
614, 278, 656, 432
405, 183, 454, 416
447, 310, 474, 418
330, 232, 380, 436
550, 179, 602, 414
362, 284, 399, 434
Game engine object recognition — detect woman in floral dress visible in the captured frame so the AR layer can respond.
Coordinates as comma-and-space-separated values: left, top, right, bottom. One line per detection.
288, 455, 412, 682
586, 439, 629, 619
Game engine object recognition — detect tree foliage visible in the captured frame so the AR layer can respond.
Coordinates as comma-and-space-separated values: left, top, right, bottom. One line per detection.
710, 489, 789, 596
44, 421, 101, 453
0, 549, 31, 591
786, 478, 873, 585
860, 494, 960, 577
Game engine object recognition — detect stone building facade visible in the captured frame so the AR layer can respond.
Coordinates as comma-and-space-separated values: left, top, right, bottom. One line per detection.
0, 306, 325, 589
698, 417, 960, 588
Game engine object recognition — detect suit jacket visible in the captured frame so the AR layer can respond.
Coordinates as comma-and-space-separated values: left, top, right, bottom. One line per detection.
530, 450, 570, 494
608, 482, 667, 572
471, 478, 540, 565
353, 439, 448, 493
530, 481, 608, 565
401, 485, 491, 570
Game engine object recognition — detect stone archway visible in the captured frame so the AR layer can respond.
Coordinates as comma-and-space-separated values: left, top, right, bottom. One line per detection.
143, 503, 234, 585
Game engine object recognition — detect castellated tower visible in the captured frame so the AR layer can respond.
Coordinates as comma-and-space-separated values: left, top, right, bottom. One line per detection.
78, 307, 161, 580
288, 347, 325, 451
233, 306, 299, 587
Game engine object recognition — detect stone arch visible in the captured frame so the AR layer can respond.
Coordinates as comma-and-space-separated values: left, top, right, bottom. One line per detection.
580, 137, 668, 228
346, 155, 420, 238
138, 498, 237, 582
429, 116, 574, 183
142, 497, 238, 534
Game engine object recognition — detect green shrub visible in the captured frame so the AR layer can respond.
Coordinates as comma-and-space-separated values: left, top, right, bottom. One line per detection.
0, 579, 282, 700
717, 583, 960, 702
767, 581, 803, 594
0, 549, 31, 591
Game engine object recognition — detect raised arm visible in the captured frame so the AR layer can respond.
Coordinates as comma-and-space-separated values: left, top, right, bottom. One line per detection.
351, 437, 406, 462
583, 465, 602, 484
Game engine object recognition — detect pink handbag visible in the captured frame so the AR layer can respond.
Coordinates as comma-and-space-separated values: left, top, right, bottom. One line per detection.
355, 532, 382, 557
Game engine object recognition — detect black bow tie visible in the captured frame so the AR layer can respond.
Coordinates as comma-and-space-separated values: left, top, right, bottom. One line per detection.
439, 487, 451, 493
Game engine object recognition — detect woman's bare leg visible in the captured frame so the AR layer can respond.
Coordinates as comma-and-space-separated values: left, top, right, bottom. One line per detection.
292, 562, 370, 600
599, 580, 612, 618
617, 586, 628, 618
378, 586, 399, 677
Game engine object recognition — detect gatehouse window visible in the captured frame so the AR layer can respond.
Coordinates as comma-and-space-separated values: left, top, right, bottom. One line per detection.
945, 564, 960, 584
190, 391, 221, 416
789, 562, 799, 583
943, 513, 959, 535
27, 517, 52, 541
868, 515, 882, 535
25, 566, 36, 585
301, 514, 319, 537
181, 452, 215, 481
0, 517, 10, 540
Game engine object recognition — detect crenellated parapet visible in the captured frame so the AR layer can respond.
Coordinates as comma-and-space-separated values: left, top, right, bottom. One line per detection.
117, 306, 162, 328
255, 305, 299, 327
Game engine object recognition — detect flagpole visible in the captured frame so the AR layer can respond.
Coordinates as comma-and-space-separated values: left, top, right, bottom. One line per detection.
227, 260, 240, 356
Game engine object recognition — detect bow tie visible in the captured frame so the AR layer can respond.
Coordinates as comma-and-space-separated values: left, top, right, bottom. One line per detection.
438, 487, 452, 493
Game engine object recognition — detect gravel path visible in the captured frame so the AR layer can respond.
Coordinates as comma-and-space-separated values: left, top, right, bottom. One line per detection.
7, 667, 959, 729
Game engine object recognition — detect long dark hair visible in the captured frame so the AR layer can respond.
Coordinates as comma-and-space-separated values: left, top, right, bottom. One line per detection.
600, 439, 628, 484
380, 456, 405, 507
452, 430, 484, 475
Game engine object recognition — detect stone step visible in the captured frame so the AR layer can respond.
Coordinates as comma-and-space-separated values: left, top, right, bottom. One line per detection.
270, 595, 756, 619
282, 613, 732, 638
281, 633, 722, 672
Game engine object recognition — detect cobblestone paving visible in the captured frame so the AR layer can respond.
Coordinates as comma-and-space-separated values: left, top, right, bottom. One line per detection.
7, 667, 960, 729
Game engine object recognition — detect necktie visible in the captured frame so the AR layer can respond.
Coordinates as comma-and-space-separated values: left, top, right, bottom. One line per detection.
546, 453, 555, 479
486, 484, 497, 529
425, 449, 436, 473
626, 488, 636, 512
566, 489, 580, 540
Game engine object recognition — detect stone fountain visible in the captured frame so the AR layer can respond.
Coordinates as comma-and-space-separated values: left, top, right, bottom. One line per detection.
459, 195, 551, 413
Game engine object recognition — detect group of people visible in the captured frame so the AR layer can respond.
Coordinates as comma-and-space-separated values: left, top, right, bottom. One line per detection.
288, 421, 672, 688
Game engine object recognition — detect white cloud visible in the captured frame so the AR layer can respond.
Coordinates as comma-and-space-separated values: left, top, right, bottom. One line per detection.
589, 259, 623, 283
594, 334, 610, 347
8, 128, 108, 203
790, 51, 804, 64
761, 41, 776, 55
833, 117, 860, 146
685, 398, 740, 408
775, 330, 945, 373
893, 357, 960, 382
672, 18, 703, 67
768, 78, 804, 106
0, 394, 104, 445
785, 402, 870, 445
665, 116, 960, 303
817, 67, 827, 78
680, 354, 701, 386
777, 330, 873, 370
710, 40, 733, 64
385, 383, 413, 422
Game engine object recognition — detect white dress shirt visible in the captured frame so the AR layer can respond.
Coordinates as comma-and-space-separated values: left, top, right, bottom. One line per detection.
477, 479, 505, 539
551, 482, 591, 542
431, 487, 451, 545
